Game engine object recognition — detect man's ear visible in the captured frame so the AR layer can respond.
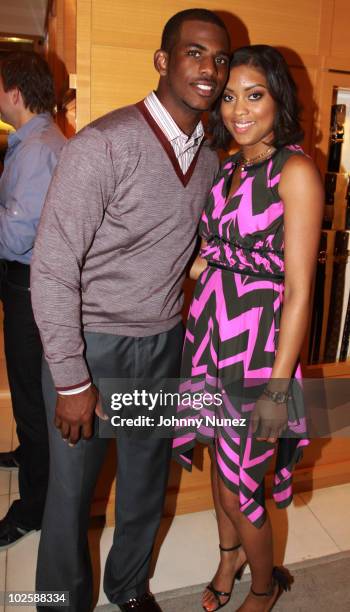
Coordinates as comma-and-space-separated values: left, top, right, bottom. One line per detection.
9, 87, 21, 106
154, 49, 169, 77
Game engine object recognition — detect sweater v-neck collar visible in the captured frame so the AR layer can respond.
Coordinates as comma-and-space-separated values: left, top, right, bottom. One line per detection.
136, 100, 205, 188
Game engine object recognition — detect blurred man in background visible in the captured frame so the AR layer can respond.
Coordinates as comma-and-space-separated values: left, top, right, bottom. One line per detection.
0, 51, 65, 547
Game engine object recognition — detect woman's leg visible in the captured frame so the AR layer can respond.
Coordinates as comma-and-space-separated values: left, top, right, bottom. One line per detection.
202, 448, 247, 611
217, 478, 279, 612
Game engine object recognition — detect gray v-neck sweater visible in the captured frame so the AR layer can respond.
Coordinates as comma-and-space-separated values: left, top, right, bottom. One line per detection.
31, 102, 219, 389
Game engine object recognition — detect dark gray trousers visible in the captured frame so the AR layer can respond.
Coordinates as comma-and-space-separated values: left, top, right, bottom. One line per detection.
1, 265, 49, 529
36, 323, 183, 611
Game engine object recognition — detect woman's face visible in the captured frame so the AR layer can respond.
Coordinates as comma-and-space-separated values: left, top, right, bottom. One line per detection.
220, 64, 276, 154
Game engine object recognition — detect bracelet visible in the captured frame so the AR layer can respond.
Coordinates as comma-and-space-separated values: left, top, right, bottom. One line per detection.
262, 387, 291, 404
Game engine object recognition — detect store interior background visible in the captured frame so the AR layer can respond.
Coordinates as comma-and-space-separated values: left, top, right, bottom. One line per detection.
0, 1, 350, 610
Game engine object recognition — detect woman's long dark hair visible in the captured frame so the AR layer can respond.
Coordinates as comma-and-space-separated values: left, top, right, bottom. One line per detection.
209, 45, 304, 150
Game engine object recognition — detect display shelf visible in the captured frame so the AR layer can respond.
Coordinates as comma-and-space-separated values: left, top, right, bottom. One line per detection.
303, 359, 350, 378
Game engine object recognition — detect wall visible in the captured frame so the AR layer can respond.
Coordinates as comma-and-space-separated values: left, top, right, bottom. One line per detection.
76, 0, 331, 155
47, 0, 77, 136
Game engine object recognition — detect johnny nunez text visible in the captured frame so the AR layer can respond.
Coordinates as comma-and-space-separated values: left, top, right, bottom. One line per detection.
110, 415, 247, 427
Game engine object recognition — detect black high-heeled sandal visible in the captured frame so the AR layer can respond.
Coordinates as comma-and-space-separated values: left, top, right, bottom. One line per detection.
250, 567, 291, 611
203, 543, 247, 611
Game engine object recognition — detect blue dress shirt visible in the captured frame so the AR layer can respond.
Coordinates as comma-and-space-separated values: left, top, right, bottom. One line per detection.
0, 113, 65, 264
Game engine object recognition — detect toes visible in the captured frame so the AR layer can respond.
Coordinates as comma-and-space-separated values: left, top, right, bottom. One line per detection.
202, 591, 219, 612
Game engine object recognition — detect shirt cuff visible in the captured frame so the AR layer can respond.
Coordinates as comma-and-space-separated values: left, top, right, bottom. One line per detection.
58, 381, 92, 396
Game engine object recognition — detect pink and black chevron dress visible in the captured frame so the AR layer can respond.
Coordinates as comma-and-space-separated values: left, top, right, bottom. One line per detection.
172, 145, 309, 528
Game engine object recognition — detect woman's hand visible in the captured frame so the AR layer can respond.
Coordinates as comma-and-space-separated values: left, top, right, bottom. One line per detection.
189, 255, 208, 280
251, 395, 288, 443
188, 238, 208, 280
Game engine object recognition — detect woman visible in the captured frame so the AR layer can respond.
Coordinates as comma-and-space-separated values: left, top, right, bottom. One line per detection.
172, 45, 323, 612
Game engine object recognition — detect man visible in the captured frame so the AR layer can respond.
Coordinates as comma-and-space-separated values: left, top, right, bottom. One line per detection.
0, 51, 65, 547
31, 9, 230, 612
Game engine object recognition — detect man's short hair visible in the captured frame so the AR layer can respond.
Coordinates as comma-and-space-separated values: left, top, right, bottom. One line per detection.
0, 51, 56, 114
161, 8, 229, 53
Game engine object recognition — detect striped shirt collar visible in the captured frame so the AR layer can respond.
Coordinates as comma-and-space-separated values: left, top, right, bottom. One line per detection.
144, 91, 204, 146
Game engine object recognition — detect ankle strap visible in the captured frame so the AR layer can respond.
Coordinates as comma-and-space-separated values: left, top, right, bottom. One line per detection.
251, 566, 291, 597
251, 583, 274, 597
219, 543, 241, 552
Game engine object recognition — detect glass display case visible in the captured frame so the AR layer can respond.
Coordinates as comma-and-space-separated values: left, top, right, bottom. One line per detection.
309, 85, 350, 364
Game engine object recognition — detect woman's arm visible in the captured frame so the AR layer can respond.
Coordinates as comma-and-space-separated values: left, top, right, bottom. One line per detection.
271, 155, 324, 379
189, 239, 208, 280
252, 154, 324, 442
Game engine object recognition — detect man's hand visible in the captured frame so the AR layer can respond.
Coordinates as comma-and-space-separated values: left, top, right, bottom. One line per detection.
251, 396, 288, 444
55, 384, 107, 445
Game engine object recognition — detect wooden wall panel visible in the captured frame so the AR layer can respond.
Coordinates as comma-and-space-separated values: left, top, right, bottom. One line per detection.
218, 0, 322, 55
91, 46, 156, 120
63, 0, 77, 75
290, 66, 319, 155
91, 0, 177, 50
330, 0, 350, 58
76, 0, 92, 130
82, 0, 326, 129
91, 0, 323, 55
46, 0, 77, 135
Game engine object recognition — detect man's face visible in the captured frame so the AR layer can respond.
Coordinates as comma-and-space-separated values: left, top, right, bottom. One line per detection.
0, 76, 15, 127
159, 20, 230, 116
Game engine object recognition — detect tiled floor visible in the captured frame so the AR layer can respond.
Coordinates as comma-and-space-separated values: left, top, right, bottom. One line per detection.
0, 397, 350, 610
